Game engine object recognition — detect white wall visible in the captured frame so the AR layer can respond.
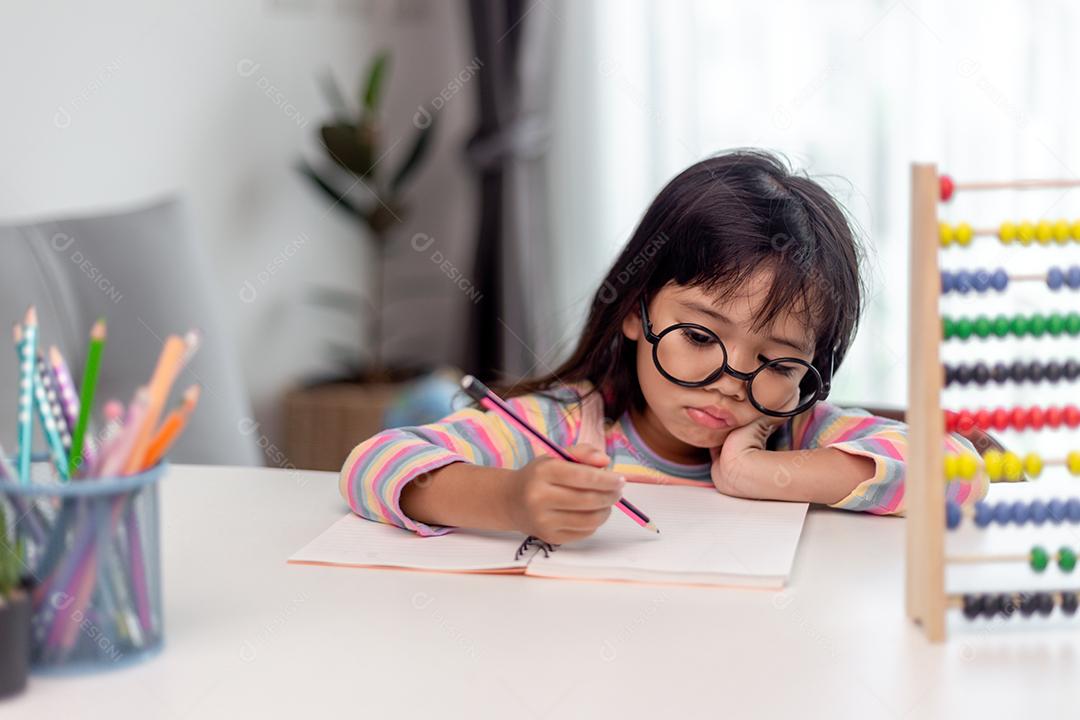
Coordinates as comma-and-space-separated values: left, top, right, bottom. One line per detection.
0, 0, 479, 462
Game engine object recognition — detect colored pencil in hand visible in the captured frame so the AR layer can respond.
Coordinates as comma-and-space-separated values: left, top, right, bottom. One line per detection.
68, 319, 106, 476
460, 375, 660, 534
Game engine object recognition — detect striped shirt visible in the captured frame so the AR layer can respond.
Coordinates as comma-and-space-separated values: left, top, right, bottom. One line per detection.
339, 385, 987, 536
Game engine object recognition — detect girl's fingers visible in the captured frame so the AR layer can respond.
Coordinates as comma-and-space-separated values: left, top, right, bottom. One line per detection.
546, 484, 623, 512
549, 507, 613, 532
568, 443, 611, 468
548, 462, 625, 492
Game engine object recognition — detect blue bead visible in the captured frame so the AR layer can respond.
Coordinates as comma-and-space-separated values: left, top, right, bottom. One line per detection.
993, 501, 1012, 525
991, 269, 1008, 291
1048, 499, 1067, 524
1068, 266, 1080, 289
941, 271, 952, 294
974, 501, 993, 527
1011, 500, 1030, 525
1067, 498, 1080, 522
946, 500, 962, 529
1030, 499, 1048, 525
1048, 267, 1064, 290
972, 269, 991, 292
955, 270, 972, 294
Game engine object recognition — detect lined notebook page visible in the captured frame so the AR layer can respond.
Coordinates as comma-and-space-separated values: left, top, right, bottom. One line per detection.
288, 514, 528, 572
526, 484, 808, 587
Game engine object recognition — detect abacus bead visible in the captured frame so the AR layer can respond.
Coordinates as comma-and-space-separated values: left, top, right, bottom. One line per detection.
943, 454, 958, 480
942, 317, 953, 339
1010, 315, 1028, 336
1029, 314, 1046, 337
992, 315, 1010, 337
958, 453, 979, 479
1027, 407, 1045, 430
983, 593, 1004, 617
1030, 545, 1050, 571
954, 270, 972, 294
1037, 592, 1054, 616
1010, 359, 1027, 382
972, 363, 990, 386
956, 222, 974, 246
971, 269, 991, 292
1027, 361, 1044, 383
944, 410, 957, 432
962, 594, 983, 619
957, 409, 975, 432
1012, 501, 1030, 525
939, 175, 955, 202
993, 501, 1012, 525
1055, 219, 1071, 243
1068, 450, 1080, 475
1073, 220, 1080, 240
1020, 593, 1038, 616
1059, 546, 1077, 572
1068, 266, 1080, 289
1024, 452, 1044, 478
1066, 359, 1080, 380
1045, 361, 1063, 383
974, 501, 993, 527
991, 268, 1008, 291
943, 365, 955, 388
974, 408, 991, 429
1049, 266, 1065, 290
999, 221, 1016, 243
955, 318, 973, 340
991, 361, 1009, 383
945, 500, 961, 529
939, 222, 954, 247
1068, 498, 1080, 521
992, 407, 1010, 431
1018, 222, 1036, 245
1062, 593, 1079, 616
1010, 407, 1028, 431
982, 450, 1003, 481
1003, 452, 1024, 481
1048, 498, 1067, 523
1066, 406, 1080, 428
940, 271, 952, 294
1048, 314, 1065, 336
973, 316, 992, 338
1046, 405, 1063, 427
1036, 220, 1053, 244
955, 365, 973, 385
1030, 499, 1048, 524
1066, 312, 1080, 335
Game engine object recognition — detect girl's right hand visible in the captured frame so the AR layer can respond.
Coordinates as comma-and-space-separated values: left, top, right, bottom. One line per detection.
505, 444, 626, 545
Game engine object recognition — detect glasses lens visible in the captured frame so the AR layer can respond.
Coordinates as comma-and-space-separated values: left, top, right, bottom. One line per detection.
655, 326, 726, 384
749, 358, 818, 414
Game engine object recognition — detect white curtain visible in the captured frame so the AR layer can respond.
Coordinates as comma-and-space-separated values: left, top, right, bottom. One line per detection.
542, 0, 1080, 425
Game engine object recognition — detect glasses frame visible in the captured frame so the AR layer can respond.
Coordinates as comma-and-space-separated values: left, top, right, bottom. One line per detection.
638, 297, 833, 418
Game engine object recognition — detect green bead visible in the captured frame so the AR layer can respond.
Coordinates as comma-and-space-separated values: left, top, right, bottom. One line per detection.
1059, 546, 1077, 572
1028, 314, 1046, 337
1011, 315, 1029, 336
1066, 312, 1080, 336
973, 316, 992, 338
1030, 545, 1049, 572
992, 315, 1010, 337
956, 318, 973, 340
942, 317, 953, 339
1048, 314, 1065, 336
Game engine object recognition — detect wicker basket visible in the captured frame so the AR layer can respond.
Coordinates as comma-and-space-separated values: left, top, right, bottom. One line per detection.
284, 381, 402, 471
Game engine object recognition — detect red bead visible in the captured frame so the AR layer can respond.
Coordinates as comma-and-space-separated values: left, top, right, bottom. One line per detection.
944, 410, 956, 432
957, 409, 976, 433
1010, 406, 1028, 430
939, 174, 955, 202
992, 407, 1010, 431
1028, 406, 1044, 430
1066, 405, 1080, 429
1046, 406, 1064, 428
974, 409, 991, 430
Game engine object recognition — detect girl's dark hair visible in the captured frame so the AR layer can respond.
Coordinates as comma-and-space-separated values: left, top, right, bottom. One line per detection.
504, 149, 865, 419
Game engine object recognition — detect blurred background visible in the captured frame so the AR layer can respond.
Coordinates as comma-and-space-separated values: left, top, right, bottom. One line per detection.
2, 0, 1079, 470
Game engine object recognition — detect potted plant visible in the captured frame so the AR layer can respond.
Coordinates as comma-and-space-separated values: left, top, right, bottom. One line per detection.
0, 508, 29, 699
287, 52, 457, 470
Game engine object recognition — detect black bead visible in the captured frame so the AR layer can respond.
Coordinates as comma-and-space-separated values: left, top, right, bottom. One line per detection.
944, 364, 956, 387
983, 593, 1005, 618
1028, 360, 1044, 383
956, 365, 974, 385
973, 362, 990, 385
962, 593, 983, 619
1045, 360, 1063, 383
1010, 360, 1028, 382
1000, 594, 1020, 619
991, 362, 1009, 384
1066, 359, 1080, 381
1061, 592, 1079, 616
1036, 592, 1054, 616
1019, 593, 1037, 617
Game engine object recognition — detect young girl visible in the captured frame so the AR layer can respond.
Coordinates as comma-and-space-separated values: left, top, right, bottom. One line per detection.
340, 150, 988, 543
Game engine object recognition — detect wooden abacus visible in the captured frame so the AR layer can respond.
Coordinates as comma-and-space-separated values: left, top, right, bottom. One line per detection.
907, 164, 1080, 642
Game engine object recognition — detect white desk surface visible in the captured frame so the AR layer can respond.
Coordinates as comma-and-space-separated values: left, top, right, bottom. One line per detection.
4, 464, 1078, 719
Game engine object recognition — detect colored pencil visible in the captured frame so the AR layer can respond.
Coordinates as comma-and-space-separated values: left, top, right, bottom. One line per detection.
459, 375, 659, 534
15, 308, 37, 485
49, 346, 80, 437
38, 352, 72, 452
69, 319, 106, 476
123, 336, 185, 474
141, 385, 200, 470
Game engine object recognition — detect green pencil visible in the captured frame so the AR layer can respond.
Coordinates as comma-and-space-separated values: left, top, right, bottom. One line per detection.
68, 319, 106, 476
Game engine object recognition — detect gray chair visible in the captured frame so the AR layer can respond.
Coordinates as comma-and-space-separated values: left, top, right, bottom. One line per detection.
0, 197, 258, 466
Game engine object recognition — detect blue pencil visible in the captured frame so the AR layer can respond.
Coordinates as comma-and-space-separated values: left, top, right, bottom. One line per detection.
15, 307, 37, 485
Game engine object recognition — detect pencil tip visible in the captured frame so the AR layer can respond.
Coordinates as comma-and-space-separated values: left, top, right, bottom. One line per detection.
25, 306, 37, 325
91, 319, 107, 338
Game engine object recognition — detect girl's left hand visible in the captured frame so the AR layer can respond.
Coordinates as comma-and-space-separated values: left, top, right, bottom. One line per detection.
710, 415, 787, 494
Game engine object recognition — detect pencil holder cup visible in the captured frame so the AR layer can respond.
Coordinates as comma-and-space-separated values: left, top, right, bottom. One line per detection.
0, 460, 166, 673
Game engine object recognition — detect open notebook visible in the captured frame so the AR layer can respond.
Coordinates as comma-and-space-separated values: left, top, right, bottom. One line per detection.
289, 484, 808, 588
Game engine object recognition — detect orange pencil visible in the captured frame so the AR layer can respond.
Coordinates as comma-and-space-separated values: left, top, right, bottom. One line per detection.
141, 385, 200, 469
122, 335, 186, 474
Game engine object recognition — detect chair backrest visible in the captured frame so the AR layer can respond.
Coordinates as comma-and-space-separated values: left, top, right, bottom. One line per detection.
0, 197, 258, 466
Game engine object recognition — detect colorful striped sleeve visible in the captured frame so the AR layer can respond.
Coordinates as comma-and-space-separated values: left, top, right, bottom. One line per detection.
796, 402, 989, 515
338, 387, 586, 536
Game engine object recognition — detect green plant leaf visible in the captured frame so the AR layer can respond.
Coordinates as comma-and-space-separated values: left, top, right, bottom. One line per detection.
321, 123, 374, 176
390, 119, 436, 194
295, 161, 368, 222
362, 52, 390, 115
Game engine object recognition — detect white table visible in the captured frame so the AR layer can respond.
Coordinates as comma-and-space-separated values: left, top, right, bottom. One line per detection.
4, 465, 1078, 719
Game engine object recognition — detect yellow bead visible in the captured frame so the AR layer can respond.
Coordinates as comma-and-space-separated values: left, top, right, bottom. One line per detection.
1018, 221, 1035, 245
1071, 220, 1080, 241
1002, 451, 1023, 482
1036, 220, 1053, 244
983, 450, 1003, 481
1023, 452, 1043, 479
958, 453, 979, 480
955, 222, 974, 246
999, 222, 1017, 244
1054, 219, 1070, 244
1067, 450, 1080, 476
944, 454, 958, 480
939, 222, 954, 247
